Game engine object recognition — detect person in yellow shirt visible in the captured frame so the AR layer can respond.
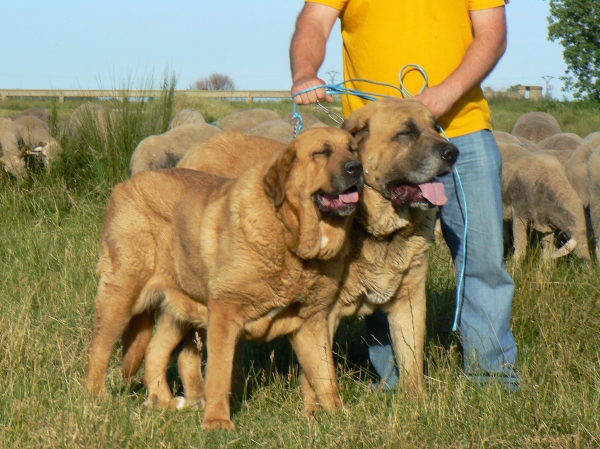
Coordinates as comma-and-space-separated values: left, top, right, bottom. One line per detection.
290, 0, 519, 390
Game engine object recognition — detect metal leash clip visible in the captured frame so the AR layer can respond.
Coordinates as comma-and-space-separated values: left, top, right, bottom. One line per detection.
315, 101, 344, 125
290, 112, 303, 139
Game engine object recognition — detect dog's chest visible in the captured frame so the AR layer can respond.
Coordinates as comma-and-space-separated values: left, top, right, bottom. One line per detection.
277, 257, 338, 311
346, 230, 428, 306
240, 257, 342, 341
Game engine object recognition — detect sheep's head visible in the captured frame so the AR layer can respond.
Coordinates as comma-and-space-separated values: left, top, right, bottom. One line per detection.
0, 145, 29, 179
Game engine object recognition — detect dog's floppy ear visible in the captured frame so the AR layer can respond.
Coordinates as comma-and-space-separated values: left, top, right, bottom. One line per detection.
263, 143, 296, 207
341, 106, 371, 145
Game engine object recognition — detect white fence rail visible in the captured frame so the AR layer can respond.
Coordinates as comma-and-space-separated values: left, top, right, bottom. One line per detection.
0, 86, 544, 103
0, 89, 291, 103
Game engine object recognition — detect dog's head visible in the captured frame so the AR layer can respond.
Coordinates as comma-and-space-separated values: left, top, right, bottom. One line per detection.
264, 127, 364, 260
342, 98, 458, 235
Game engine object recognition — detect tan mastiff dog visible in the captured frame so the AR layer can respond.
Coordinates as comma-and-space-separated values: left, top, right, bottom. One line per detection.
85, 127, 364, 430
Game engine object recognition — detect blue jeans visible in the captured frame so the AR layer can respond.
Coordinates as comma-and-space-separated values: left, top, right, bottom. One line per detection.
366, 130, 519, 388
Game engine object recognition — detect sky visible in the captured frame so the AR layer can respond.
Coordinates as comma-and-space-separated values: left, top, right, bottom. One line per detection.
2, 1, 570, 99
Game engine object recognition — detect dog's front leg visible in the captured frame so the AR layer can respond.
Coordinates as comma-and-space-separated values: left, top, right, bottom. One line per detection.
296, 305, 344, 414
202, 303, 243, 431
386, 262, 427, 397
291, 313, 342, 413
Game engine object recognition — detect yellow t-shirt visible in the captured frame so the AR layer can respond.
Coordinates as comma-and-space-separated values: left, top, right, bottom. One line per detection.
306, 0, 506, 137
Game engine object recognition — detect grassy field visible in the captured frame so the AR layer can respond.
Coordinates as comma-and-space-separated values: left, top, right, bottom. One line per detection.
0, 93, 599, 448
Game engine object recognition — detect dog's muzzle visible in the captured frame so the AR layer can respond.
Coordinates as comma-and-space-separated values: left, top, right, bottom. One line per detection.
315, 159, 364, 216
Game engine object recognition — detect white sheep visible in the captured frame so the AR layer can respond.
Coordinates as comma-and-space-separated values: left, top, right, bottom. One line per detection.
129, 123, 222, 175
499, 141, 590, 262
0, 118, 28, 178
536, 133, 583, 167
214, 108, 281, 132
244, 119, 295, 144
586, 142, 600, 258
511, 112, 561, 144
565, 134, 600, 208
66, 102, 114, 145
11, 108, 51, 126
13, 115, 62, 168
537, 133, 582, 152
168, 108, 205, 129
493, 130, 522, 145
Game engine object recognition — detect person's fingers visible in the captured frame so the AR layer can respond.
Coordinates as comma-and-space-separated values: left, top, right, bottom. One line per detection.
292, 78, 328, 104
293, 87, 323, 104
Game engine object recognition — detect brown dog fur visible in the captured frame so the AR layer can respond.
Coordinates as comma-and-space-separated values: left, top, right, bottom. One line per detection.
177, 131, 285, 176
135, 98, 457, 415
85, 127, 363, 430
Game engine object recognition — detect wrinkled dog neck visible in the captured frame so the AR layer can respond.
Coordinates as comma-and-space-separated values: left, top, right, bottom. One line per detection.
355, 185, 411, 238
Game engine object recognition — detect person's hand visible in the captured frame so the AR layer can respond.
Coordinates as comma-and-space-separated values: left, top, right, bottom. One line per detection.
291, 76, 334, 105
414, 84, 458, 119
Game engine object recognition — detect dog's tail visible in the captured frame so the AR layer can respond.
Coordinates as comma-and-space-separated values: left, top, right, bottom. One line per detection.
122, 311, 155, 379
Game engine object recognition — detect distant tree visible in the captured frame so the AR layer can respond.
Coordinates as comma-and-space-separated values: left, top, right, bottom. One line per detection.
548, 0, 600, 101
191, 73, 236, 91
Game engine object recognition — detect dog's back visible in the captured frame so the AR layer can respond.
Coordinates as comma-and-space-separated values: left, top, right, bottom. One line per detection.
177, 131, 285, 177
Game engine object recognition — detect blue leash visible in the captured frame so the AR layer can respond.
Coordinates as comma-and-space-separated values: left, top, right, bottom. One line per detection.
291, 65, 468, 332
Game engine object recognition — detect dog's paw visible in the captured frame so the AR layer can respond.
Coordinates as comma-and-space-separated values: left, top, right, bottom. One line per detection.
168, 396, 187, 410
166, 396, 205, 411
142, 394, 170, 409
141, 397, 156, 408
202, 418, 236, 431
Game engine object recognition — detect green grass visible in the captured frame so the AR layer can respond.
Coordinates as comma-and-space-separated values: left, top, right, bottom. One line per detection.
0, 95, 599, 447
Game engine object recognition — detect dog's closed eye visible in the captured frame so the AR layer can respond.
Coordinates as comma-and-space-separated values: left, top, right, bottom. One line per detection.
394, 119, 420, 141
312, 143, 333, 158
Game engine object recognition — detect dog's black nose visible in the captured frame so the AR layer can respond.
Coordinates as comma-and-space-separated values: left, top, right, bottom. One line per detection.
345, 159, 363, 176
441, 143, 459, 163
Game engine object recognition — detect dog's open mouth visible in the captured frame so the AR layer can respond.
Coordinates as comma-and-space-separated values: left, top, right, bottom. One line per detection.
389, 181, 447, 207
315, 186, 360, 215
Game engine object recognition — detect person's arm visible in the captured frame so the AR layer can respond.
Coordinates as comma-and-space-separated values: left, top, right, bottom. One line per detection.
415, 6, 507, 118
290, 2, 340, 104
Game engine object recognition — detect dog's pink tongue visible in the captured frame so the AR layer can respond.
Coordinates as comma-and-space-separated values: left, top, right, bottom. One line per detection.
340, 191, 359, 204
419, 181, 447, 206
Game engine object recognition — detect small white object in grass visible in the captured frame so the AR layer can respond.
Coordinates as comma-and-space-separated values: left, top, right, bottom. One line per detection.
170, 396, 186, 410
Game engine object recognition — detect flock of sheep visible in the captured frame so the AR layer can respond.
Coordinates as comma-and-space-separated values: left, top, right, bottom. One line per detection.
495, 112, 600, 263
2, 102, 600, 263
129, 106, 325, 175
